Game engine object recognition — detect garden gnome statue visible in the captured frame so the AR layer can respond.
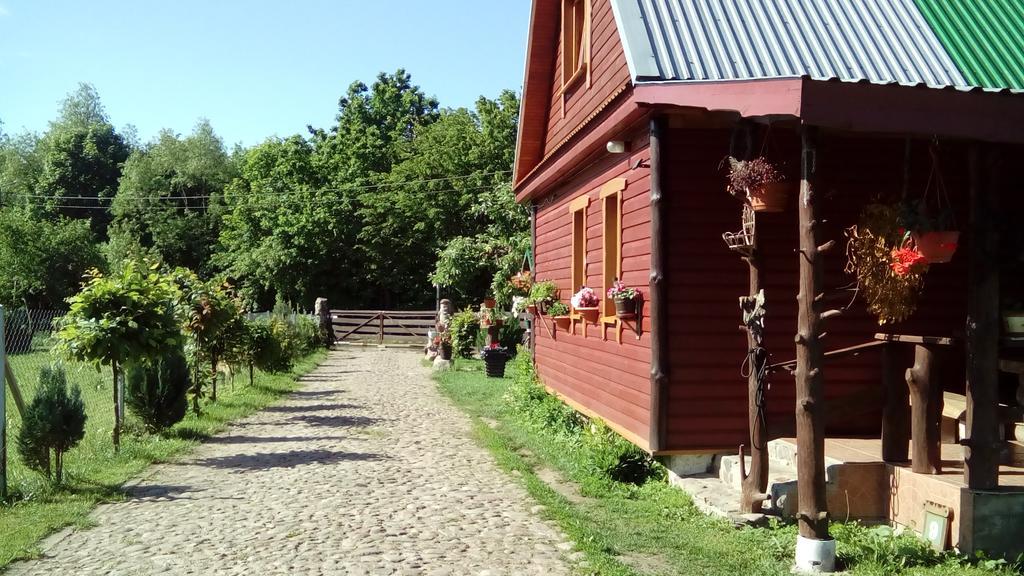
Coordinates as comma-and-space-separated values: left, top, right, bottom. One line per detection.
314, 297, 334, 347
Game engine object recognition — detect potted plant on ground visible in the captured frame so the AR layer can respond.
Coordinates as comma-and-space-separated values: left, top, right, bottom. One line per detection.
900, 199, 959, 264
607, 280, 639, 319
481, 347, 510, 378
527, 280, 558, 315
571, 286, 601, 323
547, 301, 571, 329
725, 157, 789, 212
434, 331, 453, 361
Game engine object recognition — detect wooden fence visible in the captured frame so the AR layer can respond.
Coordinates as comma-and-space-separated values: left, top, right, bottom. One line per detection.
330, 310, 436, 345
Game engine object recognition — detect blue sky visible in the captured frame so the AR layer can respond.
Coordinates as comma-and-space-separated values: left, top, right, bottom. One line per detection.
0, 1, 531, 147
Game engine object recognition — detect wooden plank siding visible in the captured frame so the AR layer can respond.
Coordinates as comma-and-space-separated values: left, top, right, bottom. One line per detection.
533, 141, 653, 450
661, 127, 973, 451
544, 0, 632, 158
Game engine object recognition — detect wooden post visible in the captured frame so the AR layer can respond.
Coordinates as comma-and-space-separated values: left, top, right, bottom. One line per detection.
1, 305, 6, 499
881, 344, 910, 462
378, 312, 385, 346
4, 361, 25, 418
964, 144, 1000, 490
112, 361, 121, 453
740, 240, 769, 513
795, 126, 829, 541
530, 202, 539, 358
648, 115, 668, 453
906, 344, 943, 474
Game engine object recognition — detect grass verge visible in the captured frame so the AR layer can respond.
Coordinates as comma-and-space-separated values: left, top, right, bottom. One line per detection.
434, 355, 1020, 576
0, 349, 327, 569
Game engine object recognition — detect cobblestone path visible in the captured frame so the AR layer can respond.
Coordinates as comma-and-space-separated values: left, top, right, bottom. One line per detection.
9, 349, 572, 576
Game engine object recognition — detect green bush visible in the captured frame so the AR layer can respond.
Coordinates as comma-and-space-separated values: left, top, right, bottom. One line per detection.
498, 320, 524, 351
251, 318, 291, 373
504, 348, 583, 435
16, 365, 87, 484
292, 315, 321, 355
504, 347, 663, 486
448, 308, 479, 359
125, 348, 190, 432
581, 420, 664, 485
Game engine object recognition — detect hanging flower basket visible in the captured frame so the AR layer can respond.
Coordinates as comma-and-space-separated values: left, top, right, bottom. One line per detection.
725, 157, 790, 213
747, 181, 789, 212
483, 297, 496, 309
912, 231, 959, 264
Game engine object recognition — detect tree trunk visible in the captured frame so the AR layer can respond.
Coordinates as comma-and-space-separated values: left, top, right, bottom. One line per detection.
965, 143, 1001, 489
795, 126, 829, 540
210, 353, 218, 403
55, 448, 63, 485
906, 344, 943, 474
741, 228, 769, 513
112, 361, 121, 453
249, 363, 254, 387
648, 115, 668, 453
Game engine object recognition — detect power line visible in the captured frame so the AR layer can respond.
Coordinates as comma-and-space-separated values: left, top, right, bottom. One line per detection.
8, 170, 512, 203
13, 183, 506, 212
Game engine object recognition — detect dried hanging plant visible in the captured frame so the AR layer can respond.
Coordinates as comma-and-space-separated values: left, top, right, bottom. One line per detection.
844, 203, 928, 324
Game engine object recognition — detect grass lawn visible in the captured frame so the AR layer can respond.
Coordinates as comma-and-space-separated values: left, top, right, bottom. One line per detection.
0, 348, 327, 569
434, 357, 1019, 576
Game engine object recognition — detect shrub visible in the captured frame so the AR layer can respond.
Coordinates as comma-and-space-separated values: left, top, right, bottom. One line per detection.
125, 348, 190, 432
498, 320, 524, 351
581, 420, 664, 485
55, 261, 182, 451
292, 315, 321, 355
504, 348, 583, 435
251, 318, 291, 373
16, 365, 87, 484
448, 308, 479, 359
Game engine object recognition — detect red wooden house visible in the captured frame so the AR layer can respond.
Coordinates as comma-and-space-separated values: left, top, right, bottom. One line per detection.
514, 0, 1024, 560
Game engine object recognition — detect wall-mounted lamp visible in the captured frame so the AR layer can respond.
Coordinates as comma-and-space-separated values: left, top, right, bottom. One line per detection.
606, 140, 628, 154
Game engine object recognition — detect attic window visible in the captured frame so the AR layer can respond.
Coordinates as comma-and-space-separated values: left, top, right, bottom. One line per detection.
562, 0, 589, 88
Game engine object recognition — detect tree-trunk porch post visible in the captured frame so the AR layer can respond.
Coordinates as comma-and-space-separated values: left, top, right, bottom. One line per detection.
881, 343, 910, 463
964, 143, 1001, 490
906, 344, 944, 474
794, 125, 834, 572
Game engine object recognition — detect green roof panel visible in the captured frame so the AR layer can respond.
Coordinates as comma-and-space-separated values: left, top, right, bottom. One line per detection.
915, 0, 1024, 90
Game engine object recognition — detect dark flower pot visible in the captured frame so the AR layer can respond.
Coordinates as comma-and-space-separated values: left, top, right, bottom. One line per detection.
481, 348, 509, 378
483, 297, 496, 308
614, 297, 636, 319
439, 342, 453, 360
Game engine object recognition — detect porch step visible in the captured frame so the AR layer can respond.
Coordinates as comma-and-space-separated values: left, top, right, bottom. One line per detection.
1005, 440, 1024, 468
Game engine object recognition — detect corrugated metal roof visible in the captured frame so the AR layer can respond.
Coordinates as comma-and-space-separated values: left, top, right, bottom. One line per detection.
612, 0, 971, 89
914, 0, 1024, 90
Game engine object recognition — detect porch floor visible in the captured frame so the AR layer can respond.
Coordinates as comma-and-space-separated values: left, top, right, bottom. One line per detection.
775, 437, 1024, 488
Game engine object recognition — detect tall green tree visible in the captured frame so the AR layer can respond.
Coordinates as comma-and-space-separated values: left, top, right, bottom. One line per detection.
36, 83, 131, 236
0, 206, 104, 308
216, 135, 341, 307
110, 120, 237, 273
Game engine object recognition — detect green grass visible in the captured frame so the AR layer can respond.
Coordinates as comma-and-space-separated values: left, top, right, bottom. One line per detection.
434, 358, 1019, 576
0, 348, 327, 569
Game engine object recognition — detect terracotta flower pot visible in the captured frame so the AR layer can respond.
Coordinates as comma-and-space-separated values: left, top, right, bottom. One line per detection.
553, 315, 572, 330
748, 181, 789, 213
527, 304, 538, 316
614, 297, 636, 319
913, 231, 959, 264
483, 297, 496, 308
